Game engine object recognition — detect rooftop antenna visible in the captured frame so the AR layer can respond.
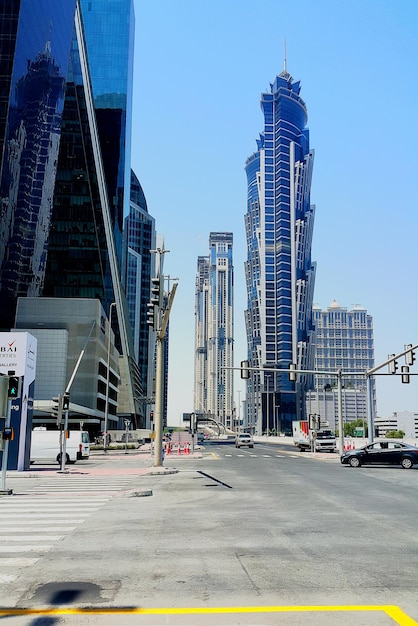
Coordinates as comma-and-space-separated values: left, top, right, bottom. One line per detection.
283, 39, 287, 73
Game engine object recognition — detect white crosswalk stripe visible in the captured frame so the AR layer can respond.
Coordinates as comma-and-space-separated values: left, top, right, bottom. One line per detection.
28, 477, 132, 492
0, 476, 134, 583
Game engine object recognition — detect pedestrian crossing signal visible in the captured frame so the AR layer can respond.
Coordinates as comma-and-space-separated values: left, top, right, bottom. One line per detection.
8, 376, 20, 398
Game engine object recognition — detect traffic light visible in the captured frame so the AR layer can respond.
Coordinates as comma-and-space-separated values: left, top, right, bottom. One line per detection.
151, 275, 163, 308
309, 414, 320, 430
289, 363, 297, 382
388, 354, 398, 374
51, 395, 64, 426
240, 360, 250, 379
401, 365, 410, 384
62, 393, 70, 411
146, 302, 157, 329
7, 376, 20, 398
405, 344, 416, 366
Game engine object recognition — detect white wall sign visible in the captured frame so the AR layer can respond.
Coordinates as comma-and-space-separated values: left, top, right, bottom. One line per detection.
0, 332, 37, 382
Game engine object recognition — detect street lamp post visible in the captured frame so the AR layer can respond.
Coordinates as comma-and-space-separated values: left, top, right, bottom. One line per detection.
237, 390, 241, 432
266, 374, 272, 435
104, 302, 116, 453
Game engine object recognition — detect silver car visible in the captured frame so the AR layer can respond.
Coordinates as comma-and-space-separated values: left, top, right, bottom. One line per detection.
235, 433, 254, 448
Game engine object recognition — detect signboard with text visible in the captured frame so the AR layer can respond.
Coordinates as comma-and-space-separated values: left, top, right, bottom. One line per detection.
0, 332, 36, 381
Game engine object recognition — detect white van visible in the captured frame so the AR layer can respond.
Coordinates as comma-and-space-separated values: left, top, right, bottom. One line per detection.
30, 427, 90, 464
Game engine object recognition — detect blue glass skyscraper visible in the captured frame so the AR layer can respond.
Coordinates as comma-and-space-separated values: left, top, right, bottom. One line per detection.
244, 63, 316, 435
78, 0, 135, 258
0, 0, 143, 427
0, 0, 77, 327
124, 169, 155, 420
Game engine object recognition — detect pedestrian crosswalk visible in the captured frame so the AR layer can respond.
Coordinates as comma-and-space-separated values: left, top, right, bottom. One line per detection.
26, 474, 135, 493
0, 496, 109, 583
0, 474, 136, 584
223, 453, 287, 458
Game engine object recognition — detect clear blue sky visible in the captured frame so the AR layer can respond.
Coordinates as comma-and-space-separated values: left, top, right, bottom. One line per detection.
131, 0, 418, 426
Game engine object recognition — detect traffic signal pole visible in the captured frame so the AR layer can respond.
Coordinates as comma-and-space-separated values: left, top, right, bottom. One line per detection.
153, 282, 178, 468
0, 374, 21, 494
236, 341, 418, 450
236, 364, 362, 453
0, 397, 13, 494
365, 342, 418, 443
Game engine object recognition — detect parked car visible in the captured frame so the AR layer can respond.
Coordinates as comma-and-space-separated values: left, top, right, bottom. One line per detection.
235, 433, 254, 448
341, 440, 418, 469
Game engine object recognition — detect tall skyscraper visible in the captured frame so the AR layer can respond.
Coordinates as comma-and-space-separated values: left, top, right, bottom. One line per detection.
306, 301, 376, 430
194, 233, 234, 430
123, 170, 156, 427
244, 63, 316, 435
0, 0, 143, 427
0, 0, 77, 327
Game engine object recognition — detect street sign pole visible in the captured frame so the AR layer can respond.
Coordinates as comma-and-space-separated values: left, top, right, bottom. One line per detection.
59, 406, 69, 474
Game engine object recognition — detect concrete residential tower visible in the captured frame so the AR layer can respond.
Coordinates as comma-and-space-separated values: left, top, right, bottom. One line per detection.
195, 233, 234, 430
306, 302, 376, 432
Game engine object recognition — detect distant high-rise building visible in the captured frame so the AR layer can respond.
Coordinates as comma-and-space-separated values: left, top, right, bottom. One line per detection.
244, 63, 316, 435
194, 233, 234, 430
306, 301, 376, 430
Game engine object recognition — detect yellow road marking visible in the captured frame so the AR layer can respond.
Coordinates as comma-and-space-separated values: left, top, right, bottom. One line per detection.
0, 605, 416, 624
210, 451, 218, 459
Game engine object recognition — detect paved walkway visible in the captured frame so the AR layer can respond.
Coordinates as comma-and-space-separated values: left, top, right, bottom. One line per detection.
5, 445, 203, 479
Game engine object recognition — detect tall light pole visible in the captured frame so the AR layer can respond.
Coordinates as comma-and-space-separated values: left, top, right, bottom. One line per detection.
266, 374, 272, 435
104, 302, 116, 453
237, 390, 241, 432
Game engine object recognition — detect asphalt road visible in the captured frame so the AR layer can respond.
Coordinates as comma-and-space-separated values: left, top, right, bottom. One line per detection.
0, 440, 417, 625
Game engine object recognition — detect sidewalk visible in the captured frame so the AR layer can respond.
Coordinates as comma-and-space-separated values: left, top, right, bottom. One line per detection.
4, 443, 202, 479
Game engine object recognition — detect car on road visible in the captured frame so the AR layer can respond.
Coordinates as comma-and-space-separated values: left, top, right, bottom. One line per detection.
341, 440, 418, 469
235, 433, 254, 448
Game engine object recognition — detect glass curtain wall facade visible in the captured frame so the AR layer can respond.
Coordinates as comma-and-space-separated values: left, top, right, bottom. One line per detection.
0, 0, 77, 329
194, 233, 234, 430
44, 0, 135, 336
124, 170, 155, 427
78, 0, 134, 260
244, 66, 316, 435
0, 0, 141, 426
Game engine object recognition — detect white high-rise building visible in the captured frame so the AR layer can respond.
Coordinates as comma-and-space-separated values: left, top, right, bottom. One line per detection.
307, 301, 376, 431
194, 233, 234, 430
